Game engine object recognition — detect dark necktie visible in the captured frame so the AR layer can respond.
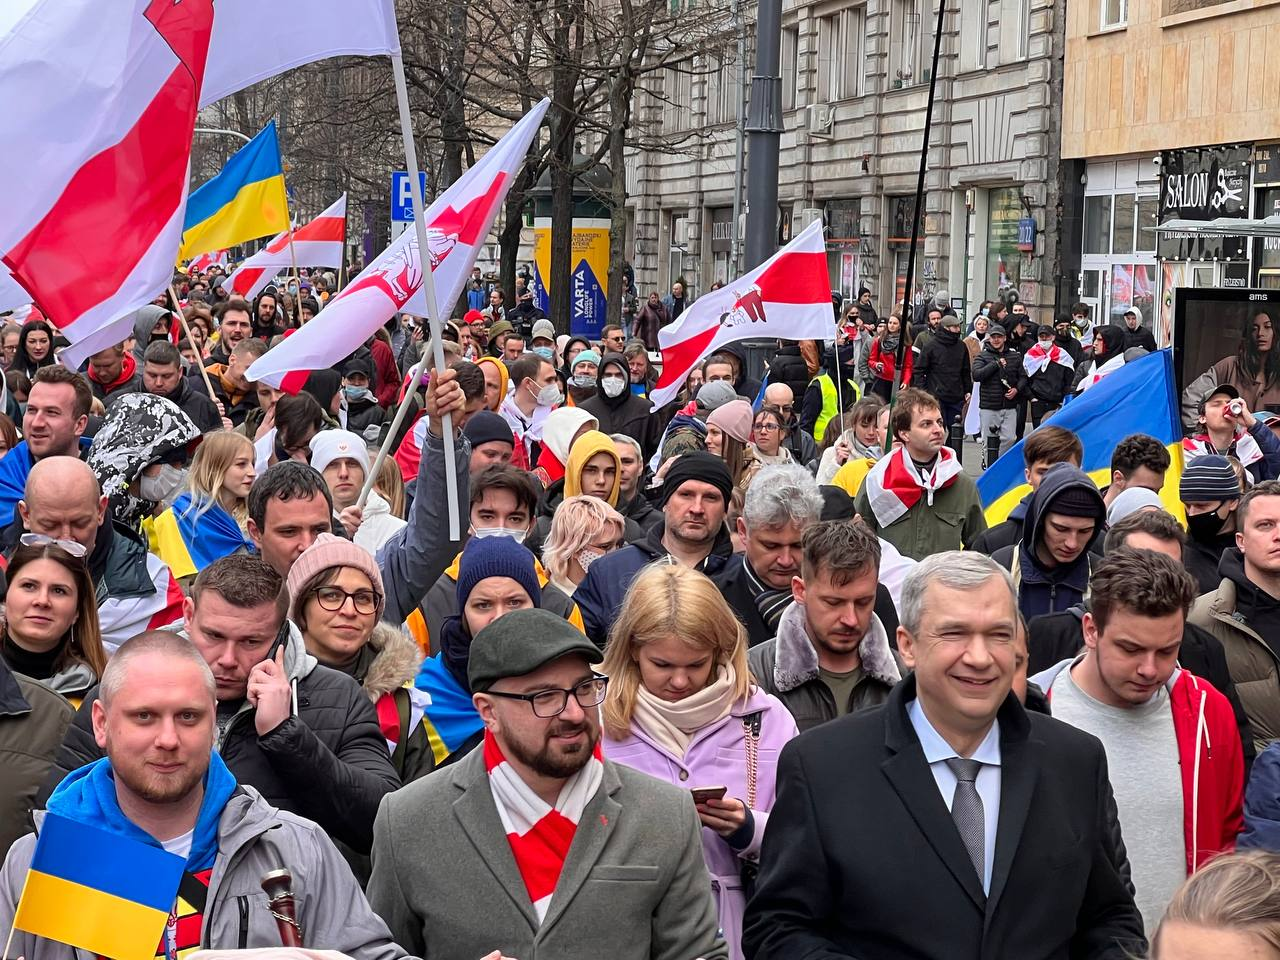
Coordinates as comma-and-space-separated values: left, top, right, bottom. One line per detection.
945, 757, 985, 882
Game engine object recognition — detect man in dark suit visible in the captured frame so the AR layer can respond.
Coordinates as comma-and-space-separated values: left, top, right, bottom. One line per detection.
743, 551, 1145, 960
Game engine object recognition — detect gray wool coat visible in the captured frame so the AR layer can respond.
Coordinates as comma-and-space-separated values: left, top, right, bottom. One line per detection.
366, 745, 729, 960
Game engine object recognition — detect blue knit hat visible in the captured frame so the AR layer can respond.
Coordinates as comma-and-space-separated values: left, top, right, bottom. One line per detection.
456, 535, 542, 608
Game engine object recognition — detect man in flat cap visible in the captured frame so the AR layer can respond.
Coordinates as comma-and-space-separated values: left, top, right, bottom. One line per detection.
366, 609, 727, 960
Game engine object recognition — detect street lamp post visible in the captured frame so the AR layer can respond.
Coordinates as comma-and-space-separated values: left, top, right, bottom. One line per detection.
744, 0, 782, 270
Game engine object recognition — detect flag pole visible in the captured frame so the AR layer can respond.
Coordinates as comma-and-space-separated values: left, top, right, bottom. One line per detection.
832, 315, 845, 442
357, 364, 422, 508
383, 48, 460, 539
169, 285, 220, 406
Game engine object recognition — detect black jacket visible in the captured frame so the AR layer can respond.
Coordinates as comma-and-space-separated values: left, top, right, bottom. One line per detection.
914, 328, 972, 403
1025, 349, 1075, 406
742, 675, 1145, 960
579, 353, 664, 461
1122, 324, 1157, 353
769, 343, 811, 404
155, 376, 222, 433
40, 629, 400, 854
619, 491, 662, 533
969, 493, 1031, 556
1055, 333, 1084, 364
1186, 532, 1235, 595
972, 342, 1026, 410
344, 394, 387, 437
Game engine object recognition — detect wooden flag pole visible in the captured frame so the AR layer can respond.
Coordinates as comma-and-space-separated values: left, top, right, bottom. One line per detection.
169, 285, 220, 406
385, 49, 461, 539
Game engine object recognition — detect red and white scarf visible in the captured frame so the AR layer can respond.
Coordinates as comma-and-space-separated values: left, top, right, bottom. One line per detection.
1023, 342, 1076, 378
1183, 430, 1262, 469
863, 445, 963, 528
1077, 353, 1125, 392
484, 729, 604, 923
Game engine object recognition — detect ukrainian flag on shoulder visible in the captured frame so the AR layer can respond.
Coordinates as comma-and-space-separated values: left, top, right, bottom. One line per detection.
179, 121, 289, 261
977, 349, 1185, 528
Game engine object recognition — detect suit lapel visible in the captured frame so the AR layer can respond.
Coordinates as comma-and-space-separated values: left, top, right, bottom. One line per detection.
984, 730, 1038, 927
451, 752, 541, 931
537, 762, 623, 937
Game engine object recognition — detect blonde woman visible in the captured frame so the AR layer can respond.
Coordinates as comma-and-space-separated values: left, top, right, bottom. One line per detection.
1152, 851, 1280, 958
600, 564, 798, 960
148, 432, 257, 580
540, 495, 625, 597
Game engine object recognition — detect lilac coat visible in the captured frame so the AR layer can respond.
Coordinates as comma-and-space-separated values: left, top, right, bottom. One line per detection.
603, 687, 798, 960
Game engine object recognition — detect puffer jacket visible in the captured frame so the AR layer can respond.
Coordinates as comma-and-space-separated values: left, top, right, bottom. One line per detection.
0, 662, 73, 856
1240, 741, 1280, 851
0, 789, 405, 960
603, 688, 798, 960
768, 343, 811, 403
356, 623, 431, 783
38, 622, 400, 854
1189, 549, 1280, 753
747, 601, 902, 733
972, 341, 1027, 410
913, 327, 972, 403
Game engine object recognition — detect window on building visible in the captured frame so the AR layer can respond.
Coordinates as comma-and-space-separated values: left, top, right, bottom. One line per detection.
705, 52, 724, 125
999, 0, 1031, 62
1135, 196, 1158, 253
781, 25, 800, 110
1101, 0, 1127, 27
1112, 194, 1136, 255
1084, 196, 1112, 256
890, 0, 931, 89
958, 0, 986, 73
662, 66, 693, 132
818, 6, 867, 101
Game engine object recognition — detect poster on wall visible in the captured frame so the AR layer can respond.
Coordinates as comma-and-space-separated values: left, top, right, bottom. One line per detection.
1161, 262, 1186, 345
532, 217, 610, 338
1157, 145, 1250, 261
1174, 287, 1280, 423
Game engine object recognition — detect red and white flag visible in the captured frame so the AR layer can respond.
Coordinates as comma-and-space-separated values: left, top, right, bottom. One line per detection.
248, 100, 550, 390
863, 445, 964, 528
648, 219, 834, 409
222, 194, 347, 300
0, 0, 215, 368
0, 263, 31, 315
188, 249, 228, 273
1023, 342, 1076, 378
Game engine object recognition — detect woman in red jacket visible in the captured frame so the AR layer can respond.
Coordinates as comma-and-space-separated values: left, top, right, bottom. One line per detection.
867, 312, 912, 400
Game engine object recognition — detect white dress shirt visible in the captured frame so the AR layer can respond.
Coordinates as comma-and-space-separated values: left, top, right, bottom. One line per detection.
907, 697, 1002, 894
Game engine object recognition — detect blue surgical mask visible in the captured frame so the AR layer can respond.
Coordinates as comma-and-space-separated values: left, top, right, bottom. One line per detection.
344, 385, 372, 401
533, 346, 554, 362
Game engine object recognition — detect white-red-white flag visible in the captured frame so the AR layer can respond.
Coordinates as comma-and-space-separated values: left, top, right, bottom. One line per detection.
0, 263, 31, 315
248, 100, 550, 391
0, 0, 214, 369
222, 194, 347, 301
648, 219, 834, 408
188, 249, 228, 273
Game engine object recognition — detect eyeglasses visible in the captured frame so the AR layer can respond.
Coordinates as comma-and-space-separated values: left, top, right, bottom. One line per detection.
312, 586, 379, 615
486, 674, 609, 718
754, 422, 781, 433
19, 533, 87, 558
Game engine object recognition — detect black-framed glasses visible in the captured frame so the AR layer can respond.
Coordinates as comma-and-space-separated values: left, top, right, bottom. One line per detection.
486, 674, 609, 718
312, 586, 379, 615
19, 533, 87, 558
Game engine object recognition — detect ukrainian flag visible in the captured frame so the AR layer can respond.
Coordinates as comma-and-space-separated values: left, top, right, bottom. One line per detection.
415, 654, 485, 765
179, 121, 289, 260
977, 348, 1185, 527
14, 813, 184, 960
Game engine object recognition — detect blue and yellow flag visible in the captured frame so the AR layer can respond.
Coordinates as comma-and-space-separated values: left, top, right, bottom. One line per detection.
146, 494, 254, 580
179, 121, 289, 260
977, 349, 1185, 526
14, 813, 184, 960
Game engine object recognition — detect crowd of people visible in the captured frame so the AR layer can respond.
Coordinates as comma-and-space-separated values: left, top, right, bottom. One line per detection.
0, 264, 1279, 960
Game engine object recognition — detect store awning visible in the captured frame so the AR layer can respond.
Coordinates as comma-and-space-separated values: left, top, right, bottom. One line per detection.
1153, 216, 1280, 237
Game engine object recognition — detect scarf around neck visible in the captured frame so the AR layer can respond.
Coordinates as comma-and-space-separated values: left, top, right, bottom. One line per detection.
484, 729, 604, 923
632, 663, 739, 758
863, 445, 962, 528
46, 752, 237, 872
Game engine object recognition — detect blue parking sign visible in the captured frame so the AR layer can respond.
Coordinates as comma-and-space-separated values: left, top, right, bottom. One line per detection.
391, 172, 429, 222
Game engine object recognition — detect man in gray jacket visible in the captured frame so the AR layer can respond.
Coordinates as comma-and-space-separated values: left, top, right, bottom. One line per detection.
367, 609, 728, 960
1, 631, 405, 960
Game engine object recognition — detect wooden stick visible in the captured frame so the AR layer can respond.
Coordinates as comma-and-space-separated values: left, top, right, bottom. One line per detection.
169, 285, 220, 406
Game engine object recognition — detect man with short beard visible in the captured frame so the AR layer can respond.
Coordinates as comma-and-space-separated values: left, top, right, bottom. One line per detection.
2, 631, 405, 960
367, 609, 727, 960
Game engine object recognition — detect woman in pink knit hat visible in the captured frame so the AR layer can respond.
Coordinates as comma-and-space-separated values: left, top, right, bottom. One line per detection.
706, 398, 755, 491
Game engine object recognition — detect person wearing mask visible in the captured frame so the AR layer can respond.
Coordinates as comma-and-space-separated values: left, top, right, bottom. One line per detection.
1147, 851, 1280, 958
311, 429, 406, 555
148, 431, 256, 583
528, 318, 556, 359
412, 535, 544, 771
567, 348, 601, 405
968, 426, 1083, 556
342, 355, 386, 439
972, 323, 1027, 463
1120, 305, 1157, 353
601, 564, 797, 960
992, 463, 1106, 621
1073, 323, 1130, 394
580, 352, 662, 461
914, 313, 972, 432
1184, 386, 1280, 483
527, 429, 642, 554
287, 534, 432, 783
1031, 548, 1243, 933
1023, 323, 1075, 427
1054, 313, 1085, 363
541, 495, 626, 600
1190, 481, 1280, 753
18, 457, 183, 655
86, 343, 143, 405
720, 464, 823, 646
1071, 301, 1095, 345
141, 340, 220, 432
532, 406, 599, 488
612, 433, 661, 532
743, 552, 1144, 960
575, 452, 736, 646
5, 631, 403, 960
368, 608, 727, 960
706, 399, 754, 490
462, 411, 516, 475
0, 540, 105, 707
854, 388, 987, 561
1184, 310, 1280, 430
500, 353, 559, 470
749, 519, 901, 732
1180, 455, 1244, 594
867, 312, 912, 400
824, 397, 890, 491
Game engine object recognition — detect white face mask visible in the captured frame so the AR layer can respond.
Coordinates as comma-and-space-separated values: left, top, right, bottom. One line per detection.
472, 526, 527, 545
528, 379, 562, 408
601, 376, 627, 398
140, 464, 186, 506
575, 546, 606, 573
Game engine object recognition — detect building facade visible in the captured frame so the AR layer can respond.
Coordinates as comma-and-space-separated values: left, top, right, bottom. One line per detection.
626, 0, 1065, 323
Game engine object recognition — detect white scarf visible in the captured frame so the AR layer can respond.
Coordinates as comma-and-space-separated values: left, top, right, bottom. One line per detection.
632, 664, 738, 758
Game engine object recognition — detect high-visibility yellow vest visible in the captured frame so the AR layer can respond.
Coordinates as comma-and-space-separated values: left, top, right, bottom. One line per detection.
810, 374, 860, 440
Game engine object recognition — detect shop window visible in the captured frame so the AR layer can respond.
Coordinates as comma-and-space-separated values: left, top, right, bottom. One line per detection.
1084, 196, 1112, 256
1112, 194, 1135, 255
1135, 197, 1159, 253
987, 187, 1024, 301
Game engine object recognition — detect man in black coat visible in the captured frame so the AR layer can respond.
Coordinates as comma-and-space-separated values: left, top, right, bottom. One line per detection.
39, 555, 399, 855
743, 551, 1145, 960
914, 313, 971, 429
579, 353, 663, 461
141, 339, 221, 432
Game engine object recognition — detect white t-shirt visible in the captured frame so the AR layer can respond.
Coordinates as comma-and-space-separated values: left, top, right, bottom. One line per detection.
160, 829, 194, 861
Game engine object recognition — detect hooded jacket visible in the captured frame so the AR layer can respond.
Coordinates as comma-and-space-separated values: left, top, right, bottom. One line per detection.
914, 326, 972, 404
992, 465, 1104, 620
39, 621, 400, 854
768, 342, 812, 403
352, 622, 432, 783
968, 490, 1032, 556
1120, 306, 1158, 353
1189, 549, 1280, 752
1031, 659, 1243, 874
0, 789, 405, 960
130, 304, 170, 366
88, 352, 143, 403
747, 602, 901, 733
1072, 325, 1129, 394
1241, 741, 1280, 852
574, 519, 735, 647
579, 353, 663, 460
533, 407, 599, 487
719, 343, 763, 401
